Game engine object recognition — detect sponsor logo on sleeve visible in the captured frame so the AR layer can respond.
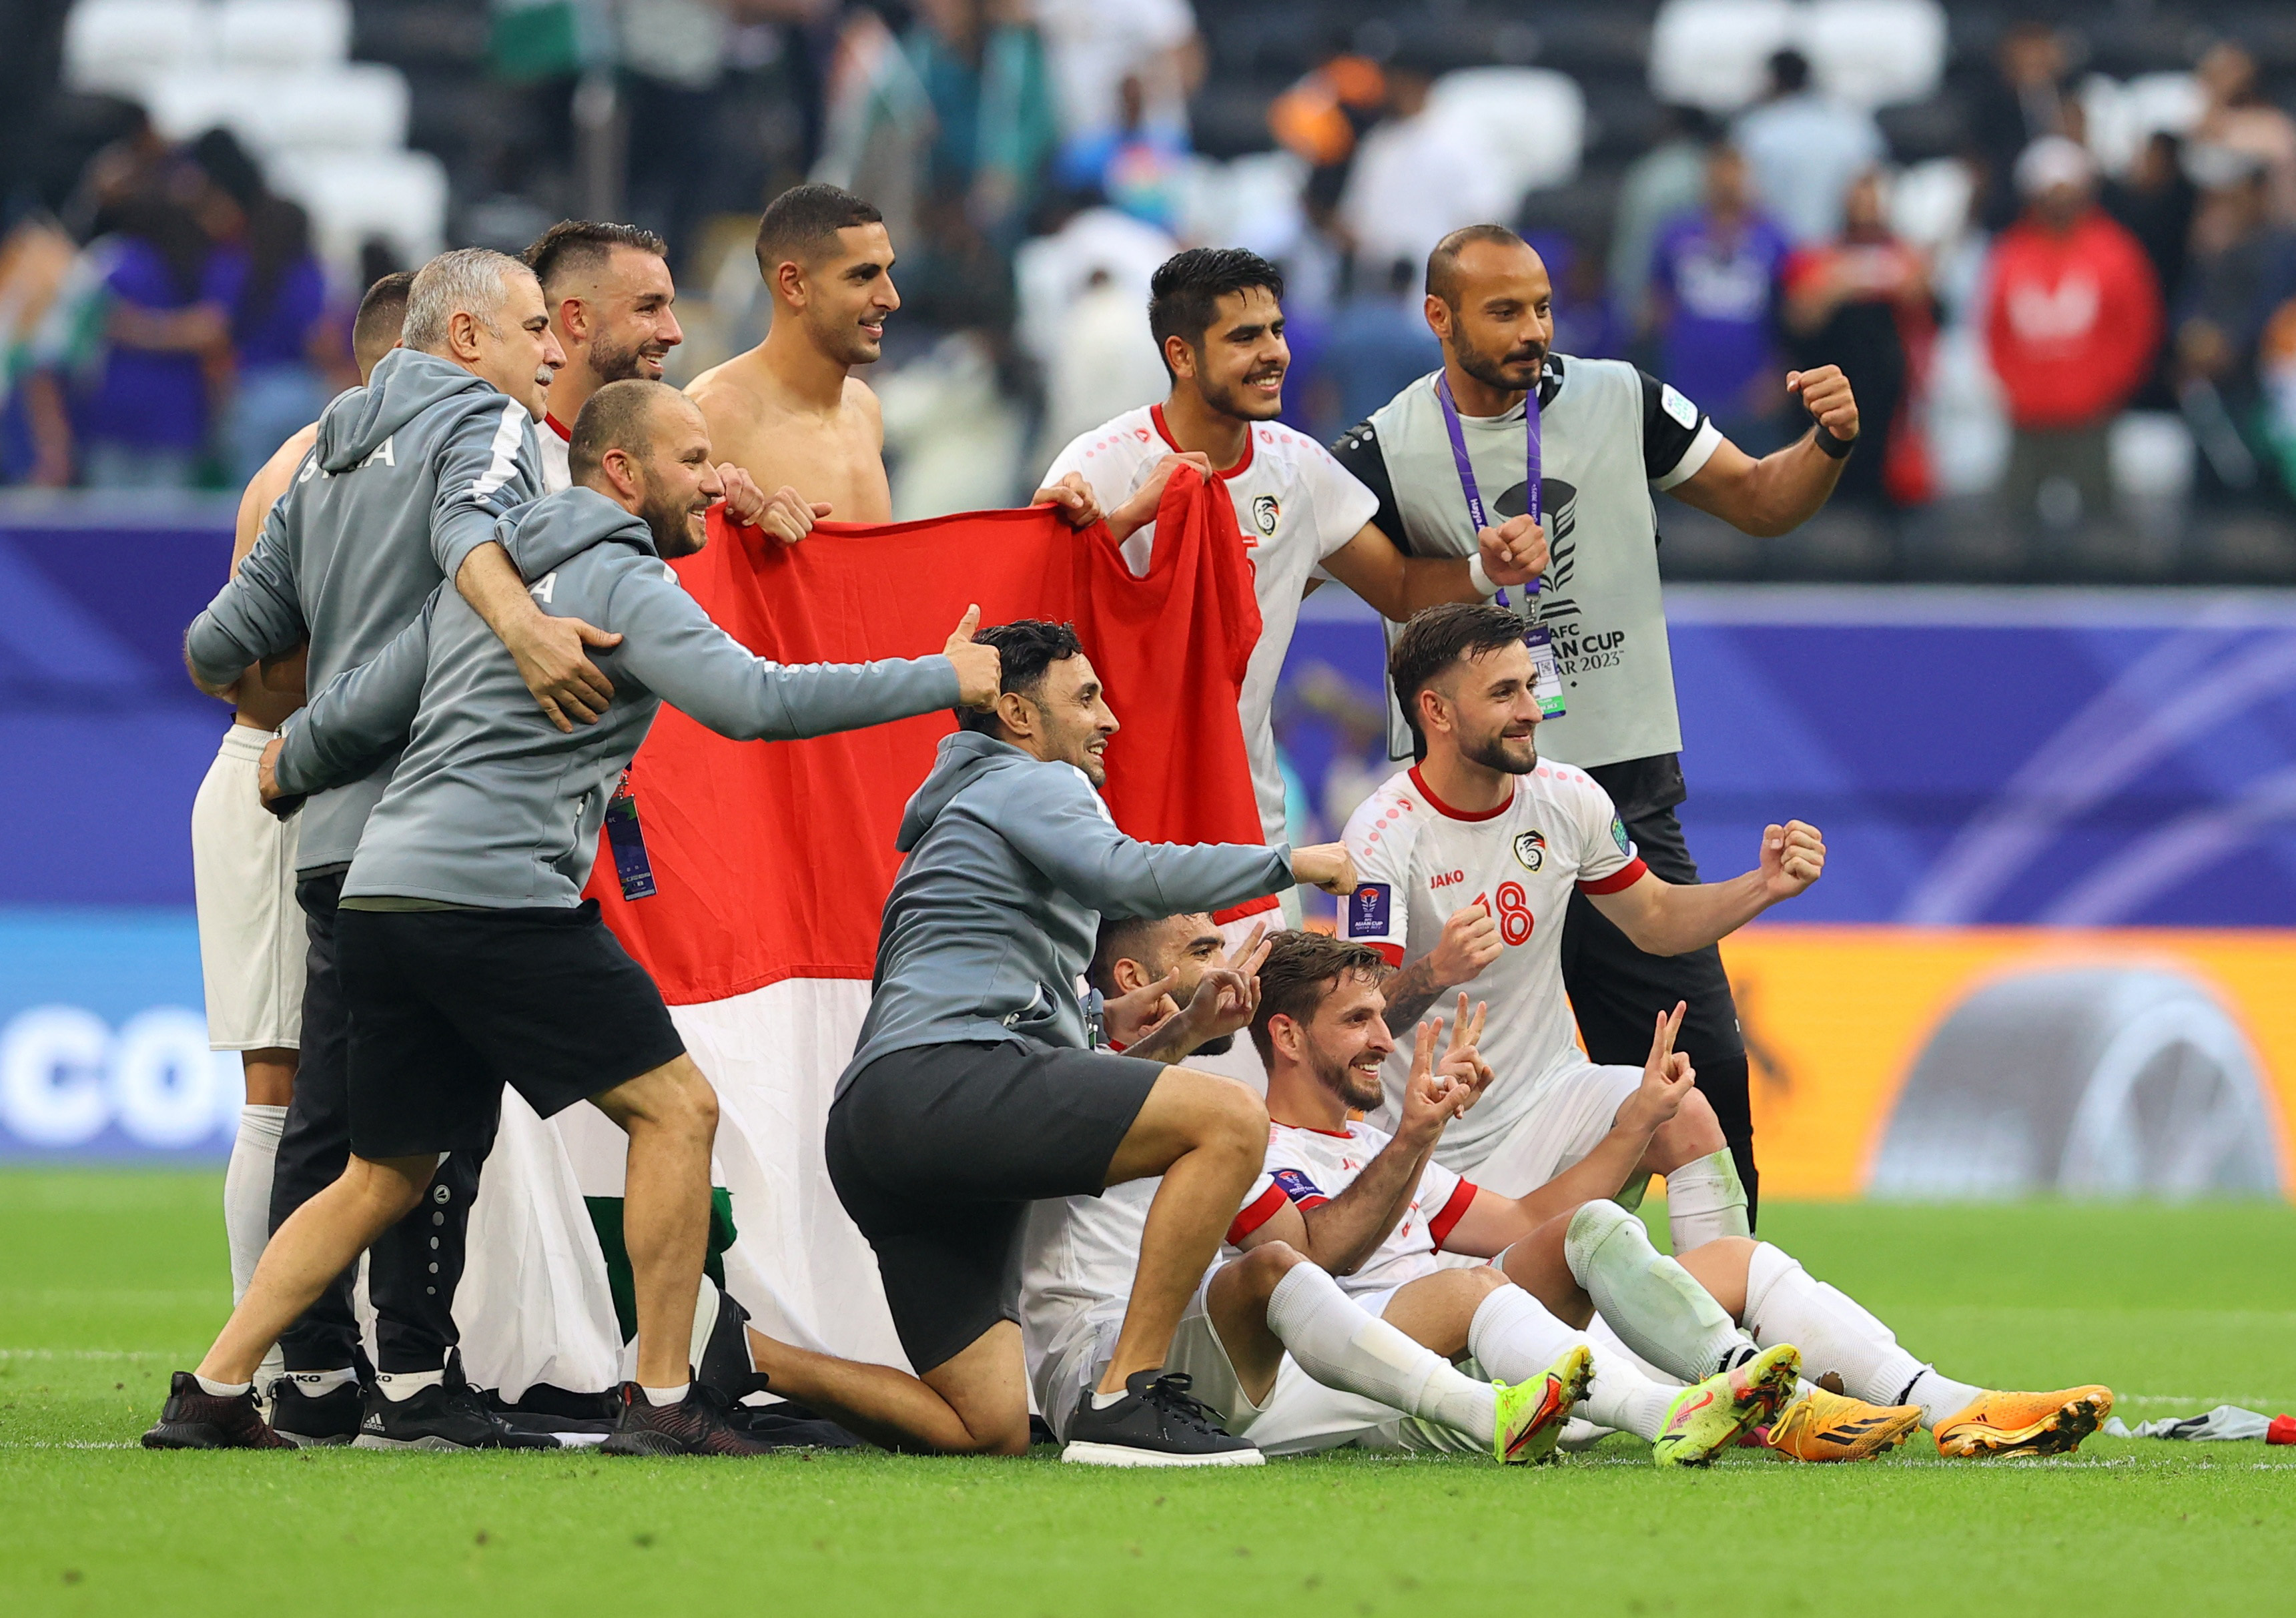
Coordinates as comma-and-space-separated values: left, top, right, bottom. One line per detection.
1350, 882, 1392, 935
1611, 817, 1633, 857
1661, 383, 1699, 429
1513, 830, 1547, 871
1270, 1167, 1326, 1206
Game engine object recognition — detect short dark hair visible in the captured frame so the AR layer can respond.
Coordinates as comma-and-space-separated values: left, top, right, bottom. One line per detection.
755, 183, 884, 279
523, 219, 669, 294
1148, 248, 1284, 376
1426, 224, 1529, 308
955, 619, 1086, 735
352, 271, 414, 370
1090, 915, 1169, 997
568, 378, 678, 485
1388, 602, 1531, 748
1248, 930, 1390, 1065
1769, 47, 1811, 93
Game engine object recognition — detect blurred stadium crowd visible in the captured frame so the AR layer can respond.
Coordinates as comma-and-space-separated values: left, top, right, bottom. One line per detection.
3, 0, 2296, 580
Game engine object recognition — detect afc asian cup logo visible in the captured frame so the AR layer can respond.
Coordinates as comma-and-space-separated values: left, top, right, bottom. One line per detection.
1350, 882, 1392, 935
1512, 830, 1547, 872
1250, 494, 1280, 539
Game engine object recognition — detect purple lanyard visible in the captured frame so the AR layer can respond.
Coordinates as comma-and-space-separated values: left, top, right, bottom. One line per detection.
1435, 371, 1541, 609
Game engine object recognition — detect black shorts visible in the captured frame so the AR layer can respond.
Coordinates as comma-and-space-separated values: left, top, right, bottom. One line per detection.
825, 1040, 1164, 1374
337, 900, 687, 1159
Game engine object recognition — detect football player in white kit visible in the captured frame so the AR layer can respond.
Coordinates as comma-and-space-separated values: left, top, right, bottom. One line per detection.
1026, 919, 1900, 1466
1338, 605, 2115, 1458
1036, 248, 1548, 933
1341, 600, 1822, 1251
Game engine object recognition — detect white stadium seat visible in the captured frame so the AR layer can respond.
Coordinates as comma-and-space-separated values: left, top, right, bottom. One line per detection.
63, 0, 214, 98
141, 67, 269, 145
2079, 71, 2205, 177
1649, 0, 1799, 114
1426, 67, 1587, 199
270, 148, 447, 273
1804, 0, 1946, 111
252, 64, 412, 153
214, 0, 351, 69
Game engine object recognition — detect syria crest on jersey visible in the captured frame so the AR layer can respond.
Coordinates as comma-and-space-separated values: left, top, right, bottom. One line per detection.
1250, 493, 1280, 541
1512, 829, 1547, 872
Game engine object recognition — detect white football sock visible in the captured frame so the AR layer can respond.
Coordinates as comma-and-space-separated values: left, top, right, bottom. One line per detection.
1563, 1200, 1746, 1384
641, 1382, 691, 1407
288, 1367, 358, 1395
224, 1104, 287, 1304
1269, 1262, 1497, 1447
1465, 1285, 1674, 1442
1740, 1242, 1981, 1426
1662, 1149, 1750, 1251
376, 1368, 444, 1400
1586, 1311, 1679, 1386
194, 1374, 252, 1398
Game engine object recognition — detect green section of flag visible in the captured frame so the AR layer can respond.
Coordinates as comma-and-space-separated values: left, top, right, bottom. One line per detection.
583, 1188, 738, 1343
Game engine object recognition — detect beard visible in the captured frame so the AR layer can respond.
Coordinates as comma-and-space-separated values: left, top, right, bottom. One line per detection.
591, 330, 663, 384
1312, 1047, 1386, 1112
1202, 366, 1284, 421
1461, 725, 1538, 775
641, 490, 705, 558
1454, 326, 1546, 396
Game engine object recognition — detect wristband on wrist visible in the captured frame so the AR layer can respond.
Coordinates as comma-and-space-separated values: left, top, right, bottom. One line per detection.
1814, 423, 1856, 460
1467, 551, 1497, 596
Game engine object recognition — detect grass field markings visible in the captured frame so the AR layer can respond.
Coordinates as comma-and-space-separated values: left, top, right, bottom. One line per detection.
0, 1348, 177, 1360
2117, 1394, 2294, 1407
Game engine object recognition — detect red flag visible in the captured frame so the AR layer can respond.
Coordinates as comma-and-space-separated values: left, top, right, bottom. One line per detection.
588, 466, 1266, 1004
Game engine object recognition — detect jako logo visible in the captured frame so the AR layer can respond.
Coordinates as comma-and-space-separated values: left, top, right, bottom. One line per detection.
0, 1006, 240, 1150
1430, 870, 1466, 889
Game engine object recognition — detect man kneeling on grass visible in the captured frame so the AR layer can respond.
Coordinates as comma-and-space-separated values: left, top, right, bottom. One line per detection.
143, 379, 994, 1457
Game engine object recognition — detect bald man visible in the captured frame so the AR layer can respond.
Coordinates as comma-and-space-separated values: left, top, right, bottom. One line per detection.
147, 379, 1000, 1455
194, 271, 412, 1360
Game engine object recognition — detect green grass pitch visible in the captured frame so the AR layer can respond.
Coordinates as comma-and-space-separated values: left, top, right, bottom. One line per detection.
3, 1170, 2292, 1617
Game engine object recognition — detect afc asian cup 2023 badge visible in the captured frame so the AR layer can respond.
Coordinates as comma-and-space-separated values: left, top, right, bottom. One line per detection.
1512, 830, 1547, 872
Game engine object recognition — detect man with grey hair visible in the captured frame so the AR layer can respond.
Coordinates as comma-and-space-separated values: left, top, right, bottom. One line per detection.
147, 378, 996, 1456
175, 245, 626, 1451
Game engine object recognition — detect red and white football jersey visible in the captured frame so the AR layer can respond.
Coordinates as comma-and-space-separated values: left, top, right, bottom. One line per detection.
1044, 404, 1378, 846
1338, 761, 1647, 1165
1223, 1119, 1480, 1298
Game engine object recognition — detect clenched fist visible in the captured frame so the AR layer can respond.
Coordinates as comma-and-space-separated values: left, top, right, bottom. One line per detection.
1758, 820, 1826, 900
1426, 900, 1503, 988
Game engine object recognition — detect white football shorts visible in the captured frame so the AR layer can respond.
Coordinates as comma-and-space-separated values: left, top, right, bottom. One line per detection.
191, 724, 304, 1051
1439, 1058, 1645, 1197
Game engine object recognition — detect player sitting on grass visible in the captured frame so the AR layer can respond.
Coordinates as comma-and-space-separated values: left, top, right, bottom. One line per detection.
1027, 917, 1881, 1467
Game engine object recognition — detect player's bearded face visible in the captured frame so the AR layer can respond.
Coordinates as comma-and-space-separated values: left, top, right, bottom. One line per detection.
1306, 981, 1392, 1110
1447, 647, 1540, 774
1192, 287, 1288, 422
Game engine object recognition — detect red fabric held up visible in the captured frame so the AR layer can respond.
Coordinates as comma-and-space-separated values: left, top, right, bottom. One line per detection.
585, 466, 1266, 1005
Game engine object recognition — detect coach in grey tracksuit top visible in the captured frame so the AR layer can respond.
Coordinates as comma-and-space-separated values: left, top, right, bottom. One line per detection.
184, 346, 544, 879
274, 485, 960, 904
840, 730, 1293, 1092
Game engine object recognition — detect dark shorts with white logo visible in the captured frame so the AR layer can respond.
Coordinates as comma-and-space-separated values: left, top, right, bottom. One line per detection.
337, 899, 687, 1158
826, 1039, 1165, 1374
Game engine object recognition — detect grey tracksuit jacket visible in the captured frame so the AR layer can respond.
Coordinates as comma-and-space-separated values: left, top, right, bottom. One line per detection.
840, 729, 1294, 1092
183, 348, 544, 875
274, 486, 960, 910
